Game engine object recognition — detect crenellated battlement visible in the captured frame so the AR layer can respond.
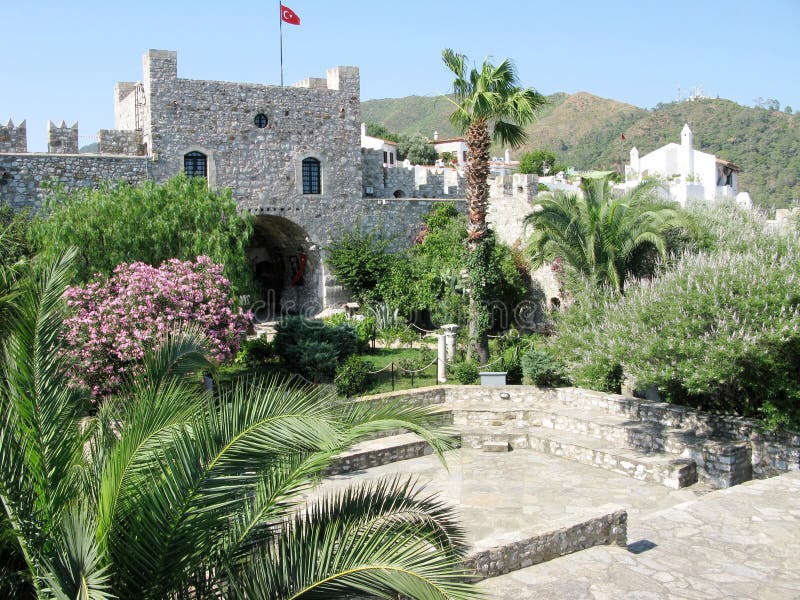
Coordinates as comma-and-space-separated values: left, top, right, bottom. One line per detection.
0, 119, 27, 153
47, 120, 79, 154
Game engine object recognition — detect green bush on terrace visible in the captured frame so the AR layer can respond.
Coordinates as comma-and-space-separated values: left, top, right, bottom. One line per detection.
550, 204, 800, 429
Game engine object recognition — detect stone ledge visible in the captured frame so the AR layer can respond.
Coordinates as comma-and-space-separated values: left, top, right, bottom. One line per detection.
464, 508, 628, 580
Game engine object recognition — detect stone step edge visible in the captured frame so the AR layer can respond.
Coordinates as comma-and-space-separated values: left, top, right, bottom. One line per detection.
464, 508, 628, 580
462, 429, 698, 489
325, 433, 461, 476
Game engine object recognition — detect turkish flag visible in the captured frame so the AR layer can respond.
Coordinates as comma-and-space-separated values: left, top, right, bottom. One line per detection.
281, 4, 301, 25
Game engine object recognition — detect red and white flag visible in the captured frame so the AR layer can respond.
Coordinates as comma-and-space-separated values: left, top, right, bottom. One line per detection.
281, 4, 301, 25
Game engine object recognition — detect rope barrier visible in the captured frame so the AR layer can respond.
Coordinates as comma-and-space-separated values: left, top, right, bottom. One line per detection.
365, 362, 395, 375
396, 357, 439, 374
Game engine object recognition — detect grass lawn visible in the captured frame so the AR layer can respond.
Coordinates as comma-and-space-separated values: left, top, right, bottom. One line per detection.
360, 347, 440, 394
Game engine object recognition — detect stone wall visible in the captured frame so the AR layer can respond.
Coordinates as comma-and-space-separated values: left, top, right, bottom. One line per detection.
47, 121, 79, 154
98, 129, 145, 155
0, 154, 149, 211
0, 120, 27, 153
139, 50, 362, 208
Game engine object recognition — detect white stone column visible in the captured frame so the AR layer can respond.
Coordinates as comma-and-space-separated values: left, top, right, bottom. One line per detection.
442, 324, 458, 363
437, 334, 447, 383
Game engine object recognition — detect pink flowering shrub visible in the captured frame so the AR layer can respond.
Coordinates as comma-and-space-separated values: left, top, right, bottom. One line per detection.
63, 256, 253, 397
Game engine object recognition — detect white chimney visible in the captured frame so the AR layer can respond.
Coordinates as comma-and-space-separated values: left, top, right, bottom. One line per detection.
360, 122, 367, 137
433, 131, 439, 142
504, 149, 511, 164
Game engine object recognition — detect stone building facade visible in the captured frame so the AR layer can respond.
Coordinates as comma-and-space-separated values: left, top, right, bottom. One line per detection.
0, 49, 538, 312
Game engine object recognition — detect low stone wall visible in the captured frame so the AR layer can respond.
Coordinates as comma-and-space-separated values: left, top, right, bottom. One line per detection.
325, 438, 433, 476
465, 509, 627, 580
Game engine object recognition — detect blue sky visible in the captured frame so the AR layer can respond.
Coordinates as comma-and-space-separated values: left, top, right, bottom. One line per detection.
3, 0, 798, 151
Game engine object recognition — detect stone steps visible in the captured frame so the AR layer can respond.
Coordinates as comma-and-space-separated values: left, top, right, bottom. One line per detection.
452, 402, 698, 455
449, 397, 752, 488
462, 426, 698, 489
324, 432, 438, 475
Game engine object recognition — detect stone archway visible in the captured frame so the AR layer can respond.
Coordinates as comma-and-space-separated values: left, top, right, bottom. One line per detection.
247, 216, 323, 318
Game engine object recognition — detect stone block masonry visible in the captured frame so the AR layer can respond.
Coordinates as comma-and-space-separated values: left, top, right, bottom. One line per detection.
48, 121, 79, 154
0, 154, 148, 211
0, 120, 27, 153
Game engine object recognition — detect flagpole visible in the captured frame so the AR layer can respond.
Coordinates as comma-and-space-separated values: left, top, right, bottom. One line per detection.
279, 2, 284, 86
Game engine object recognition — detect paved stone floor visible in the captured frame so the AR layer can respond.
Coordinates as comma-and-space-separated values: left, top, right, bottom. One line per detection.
314, 449, 800, 598
315, 449, 708, 550
478, 470, 800, 599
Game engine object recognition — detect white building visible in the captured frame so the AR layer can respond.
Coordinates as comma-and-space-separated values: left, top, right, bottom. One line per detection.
432, 131, 468, 167
623, 124, 748, 207
360, 123, 398, 167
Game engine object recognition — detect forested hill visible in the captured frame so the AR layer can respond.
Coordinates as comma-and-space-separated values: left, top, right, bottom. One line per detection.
361, 93, 800, 209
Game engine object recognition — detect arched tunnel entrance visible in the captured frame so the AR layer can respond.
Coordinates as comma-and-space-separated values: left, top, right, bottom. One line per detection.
247, 216, 323, 319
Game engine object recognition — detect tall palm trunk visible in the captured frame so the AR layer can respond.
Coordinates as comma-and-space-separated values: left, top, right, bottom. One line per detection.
465, 119, 491, 364
465, 119, 491, 247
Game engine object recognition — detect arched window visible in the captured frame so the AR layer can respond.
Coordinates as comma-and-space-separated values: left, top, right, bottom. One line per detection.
302, 157, 321, 194
184, 151, 207, 178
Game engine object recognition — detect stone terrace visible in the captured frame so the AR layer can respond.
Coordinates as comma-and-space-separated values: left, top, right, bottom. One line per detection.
308, 385, 800, 596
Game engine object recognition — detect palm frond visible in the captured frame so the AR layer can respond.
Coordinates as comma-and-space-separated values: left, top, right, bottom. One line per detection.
41, 507, 113, 600
229, 477, 478, 600
0, 249, 88, 568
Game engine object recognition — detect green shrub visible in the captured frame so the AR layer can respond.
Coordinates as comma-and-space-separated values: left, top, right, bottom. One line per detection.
30, 176, 254, 295
521, 349, 569, 386
551, 205, 800, 427
326, 225, 393, 303
323, 313, 376, 352
452, 361, 479, 385
234, 336, 274, 366
398, 348, 436, 378
334, 356, 373, 397
273, 316, 358, 381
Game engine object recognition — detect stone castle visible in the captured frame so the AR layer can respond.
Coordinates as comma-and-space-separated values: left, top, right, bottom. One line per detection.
0, 49, 537, 311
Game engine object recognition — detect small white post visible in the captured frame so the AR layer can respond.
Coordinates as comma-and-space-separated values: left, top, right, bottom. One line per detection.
437, 334, 447, 383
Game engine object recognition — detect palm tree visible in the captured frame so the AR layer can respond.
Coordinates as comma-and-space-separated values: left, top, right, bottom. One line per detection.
442, 48, 546, 361
525, 177, 687, 293
0, 252, 478, 599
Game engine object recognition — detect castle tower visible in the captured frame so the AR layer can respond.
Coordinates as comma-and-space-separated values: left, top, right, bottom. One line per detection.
680, 123, 694, 178
0, 119, 27, 153
48, 120, 79, 154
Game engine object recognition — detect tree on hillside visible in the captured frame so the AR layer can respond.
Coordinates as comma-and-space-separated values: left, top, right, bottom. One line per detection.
518, 149, 565, 176
0, 251, 478, 599
441, 48, 546, 361
524, 177, 686, 293
366, 122, 399, 142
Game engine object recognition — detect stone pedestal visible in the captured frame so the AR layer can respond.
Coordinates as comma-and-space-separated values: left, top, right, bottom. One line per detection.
442, 324, 458, 363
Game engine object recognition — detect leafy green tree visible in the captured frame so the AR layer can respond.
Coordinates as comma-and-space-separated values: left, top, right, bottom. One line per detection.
397, 133, 438, 165
442, 48, 546, 361
0, 252, 477, 599
29, 175, 254, 295
325, 224, 394, 304
525, 177, 687, 293
365, 122, 399, 143
517, 149, 564, 176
